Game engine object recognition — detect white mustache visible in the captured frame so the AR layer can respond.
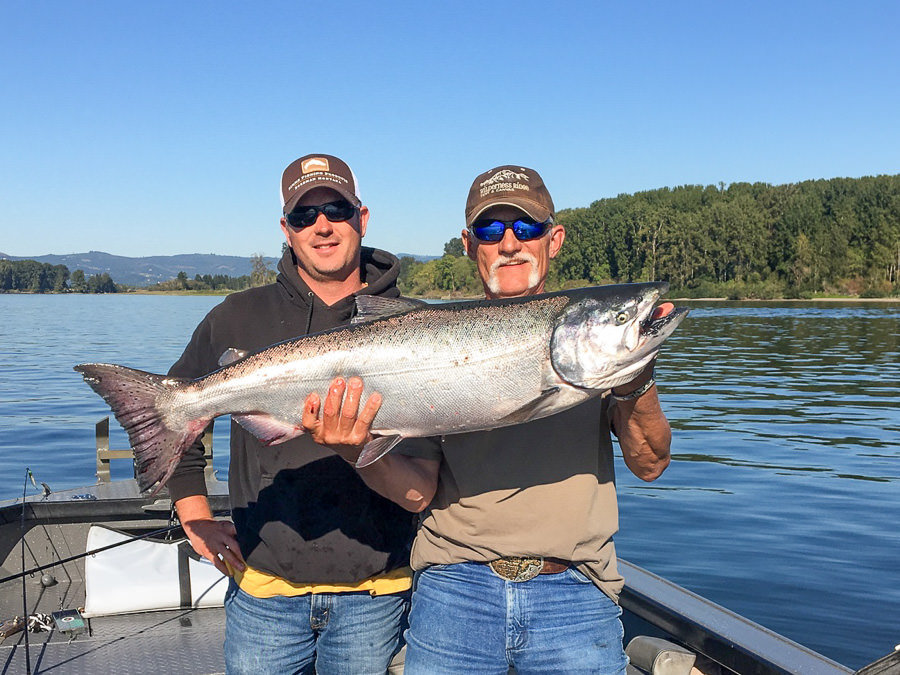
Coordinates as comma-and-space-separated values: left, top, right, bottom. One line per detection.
486, 253, 540, 295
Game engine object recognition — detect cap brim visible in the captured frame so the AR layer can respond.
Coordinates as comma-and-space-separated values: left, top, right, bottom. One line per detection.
466, 198, 552, 227
283, 184, 361, 214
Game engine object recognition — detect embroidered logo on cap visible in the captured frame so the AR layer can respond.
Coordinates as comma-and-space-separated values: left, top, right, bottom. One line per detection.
301, 157, 330, 174
479, 169, 531, 198
481, 169, 529, 188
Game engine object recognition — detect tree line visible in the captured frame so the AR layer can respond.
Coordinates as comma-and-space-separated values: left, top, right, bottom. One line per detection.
145, 254, 276, 292
7, 176, 898, 298
0, 260, 117, 293
1, 254, 276, 294
397, 174, 900, 299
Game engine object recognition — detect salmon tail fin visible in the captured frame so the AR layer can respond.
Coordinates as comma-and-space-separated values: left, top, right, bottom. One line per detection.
74, 363, 209, 496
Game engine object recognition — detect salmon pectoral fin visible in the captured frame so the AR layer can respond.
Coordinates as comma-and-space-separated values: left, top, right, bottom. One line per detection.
232, 414, 305, 445
355, 434, 404, 468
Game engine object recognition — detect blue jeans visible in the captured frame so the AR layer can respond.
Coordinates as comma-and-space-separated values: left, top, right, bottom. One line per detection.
224, 579, 409, 675
404, 562, 627, 675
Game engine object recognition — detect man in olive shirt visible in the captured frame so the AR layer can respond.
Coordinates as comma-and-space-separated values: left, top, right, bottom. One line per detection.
306, 165, 672, 674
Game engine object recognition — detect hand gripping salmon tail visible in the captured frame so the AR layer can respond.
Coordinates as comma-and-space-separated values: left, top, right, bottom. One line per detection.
74, 363, 211, 496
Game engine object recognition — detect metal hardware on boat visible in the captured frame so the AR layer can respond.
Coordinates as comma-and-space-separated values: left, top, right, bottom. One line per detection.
0, 616, 25, 640
95, 416, 215, 483
50, 609, 86, 637
142, 499, 173, 512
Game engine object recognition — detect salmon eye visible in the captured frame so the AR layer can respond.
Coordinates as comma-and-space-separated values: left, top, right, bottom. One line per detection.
615, 311, 630, 325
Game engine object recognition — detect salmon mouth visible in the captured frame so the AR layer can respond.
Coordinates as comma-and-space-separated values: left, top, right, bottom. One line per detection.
641, 301, 689, 337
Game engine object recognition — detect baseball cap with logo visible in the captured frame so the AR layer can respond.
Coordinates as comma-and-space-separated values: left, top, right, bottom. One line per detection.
281, 154, 362, 214
465, 165, 555, 227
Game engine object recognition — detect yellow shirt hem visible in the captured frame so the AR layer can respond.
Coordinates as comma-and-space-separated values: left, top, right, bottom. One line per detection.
235, 564, 413, 598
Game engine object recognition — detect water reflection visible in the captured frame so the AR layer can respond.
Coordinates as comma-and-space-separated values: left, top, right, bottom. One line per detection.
616, 300, 900, 668
654, 302, 899, 486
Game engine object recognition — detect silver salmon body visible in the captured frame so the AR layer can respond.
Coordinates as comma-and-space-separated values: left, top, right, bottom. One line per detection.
75, 282, 688, 495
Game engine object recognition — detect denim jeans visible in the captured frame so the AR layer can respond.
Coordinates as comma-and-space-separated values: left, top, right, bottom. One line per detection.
404, 562, 627, 675
224, 579, 409, 675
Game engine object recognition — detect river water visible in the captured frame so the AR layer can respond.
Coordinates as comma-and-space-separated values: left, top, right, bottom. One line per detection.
0, 293, 897, 669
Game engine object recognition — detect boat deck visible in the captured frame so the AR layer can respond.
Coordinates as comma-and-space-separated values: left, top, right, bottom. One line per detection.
2, 607, 225, 675
0, 472, 862, 675
1, 477, 231, 675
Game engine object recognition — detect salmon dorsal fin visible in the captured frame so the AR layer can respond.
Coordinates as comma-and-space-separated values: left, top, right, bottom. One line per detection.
352, 296, 427, 324
218, 348, 248, 367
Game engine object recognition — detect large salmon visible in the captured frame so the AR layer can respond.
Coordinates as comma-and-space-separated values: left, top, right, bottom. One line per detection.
75, 283, 688, 495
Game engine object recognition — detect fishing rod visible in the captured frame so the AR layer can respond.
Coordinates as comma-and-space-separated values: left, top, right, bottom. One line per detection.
21, 469, 32, 675
2, 521, 187, 586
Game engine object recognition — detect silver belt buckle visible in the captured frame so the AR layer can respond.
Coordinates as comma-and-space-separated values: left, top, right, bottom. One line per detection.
489, 556, 544, 582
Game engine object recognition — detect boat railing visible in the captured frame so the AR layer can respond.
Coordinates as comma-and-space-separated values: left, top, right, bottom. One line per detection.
618, 559, 854, 674
94, 417, 214, 483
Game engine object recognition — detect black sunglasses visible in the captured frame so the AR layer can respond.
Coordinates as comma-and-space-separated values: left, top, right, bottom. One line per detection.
469, 216, 553, 242
285, 200, 358, 229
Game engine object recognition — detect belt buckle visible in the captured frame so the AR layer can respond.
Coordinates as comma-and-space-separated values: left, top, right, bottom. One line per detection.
489, 556, 544, 582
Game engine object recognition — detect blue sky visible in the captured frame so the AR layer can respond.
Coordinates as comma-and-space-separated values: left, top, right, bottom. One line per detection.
2, 1, 898, 259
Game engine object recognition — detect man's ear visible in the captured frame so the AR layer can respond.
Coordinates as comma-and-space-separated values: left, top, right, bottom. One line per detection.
462, 229, 477, 260
548, 224, 566, 259
358, 206, 369, 237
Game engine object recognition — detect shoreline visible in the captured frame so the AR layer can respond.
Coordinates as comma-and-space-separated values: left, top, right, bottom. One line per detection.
413, 293, 900, 303
3, 290, 899, 302
671, 296, 900, 303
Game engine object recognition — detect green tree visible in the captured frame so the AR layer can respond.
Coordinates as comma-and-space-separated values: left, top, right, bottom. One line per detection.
250, 253, 274, 287
0, 260, 13, 291
87, 272, 117, 293
71, 269, 87, 292
432, 256, 457, 291
397, 256, 423, 294
49, 264, 69, 292
443, 237, 465, 257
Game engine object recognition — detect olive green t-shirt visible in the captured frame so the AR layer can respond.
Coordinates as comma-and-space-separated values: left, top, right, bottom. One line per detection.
401, 397, 624, 602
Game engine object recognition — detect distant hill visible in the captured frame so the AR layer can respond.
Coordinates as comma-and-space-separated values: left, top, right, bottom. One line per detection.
0, 251, 437, 287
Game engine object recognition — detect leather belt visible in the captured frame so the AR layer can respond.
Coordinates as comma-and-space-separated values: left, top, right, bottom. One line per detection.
488, 557, 570, 582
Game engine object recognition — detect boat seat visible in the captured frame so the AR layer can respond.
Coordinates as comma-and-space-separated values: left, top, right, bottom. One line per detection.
626, 636, 697, 675
83, 525, 227, 617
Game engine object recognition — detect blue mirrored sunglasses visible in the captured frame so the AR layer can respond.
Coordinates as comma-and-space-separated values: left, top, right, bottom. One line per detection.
469, 216, 553, 242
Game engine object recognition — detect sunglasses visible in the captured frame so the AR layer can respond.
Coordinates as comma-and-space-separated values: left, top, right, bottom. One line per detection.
469, 216, 553, 242
285, 200, 358, 229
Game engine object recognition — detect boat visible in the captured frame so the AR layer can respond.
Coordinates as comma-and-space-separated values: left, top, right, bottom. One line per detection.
1, 419, 895, 675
